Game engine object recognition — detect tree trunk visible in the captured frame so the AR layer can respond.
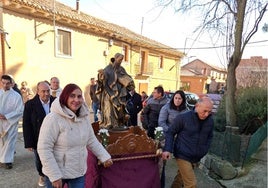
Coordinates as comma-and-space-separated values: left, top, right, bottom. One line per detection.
226, 58, 237, 127
225, 0, 247, 129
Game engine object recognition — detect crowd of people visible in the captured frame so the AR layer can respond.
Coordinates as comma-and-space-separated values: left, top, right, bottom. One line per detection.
0, 52, 214, 188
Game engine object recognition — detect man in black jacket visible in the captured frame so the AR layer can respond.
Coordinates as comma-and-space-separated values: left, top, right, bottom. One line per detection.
126, 88, 142, 126
89, 77, 99, 122
22, 81, 56, 187
142, 85, 168, 138
162, 97, 214, 188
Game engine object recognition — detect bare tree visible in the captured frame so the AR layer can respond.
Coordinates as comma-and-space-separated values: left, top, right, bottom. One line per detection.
155, 0, 267, 128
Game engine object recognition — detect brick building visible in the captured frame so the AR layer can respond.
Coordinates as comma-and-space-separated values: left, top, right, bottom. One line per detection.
236, 56, 267, 88
180, 59, 227, 94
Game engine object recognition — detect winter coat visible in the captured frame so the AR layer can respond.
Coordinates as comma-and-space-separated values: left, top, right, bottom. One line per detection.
23, 95, 56, 149
37, 98, 111, 182
164, 109, 213, 163
158, 102, 188, 135
126, 92, 142, 126
142, 95, 168, 129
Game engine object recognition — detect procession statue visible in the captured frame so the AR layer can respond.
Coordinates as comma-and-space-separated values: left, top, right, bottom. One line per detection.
96, 53, 135, 130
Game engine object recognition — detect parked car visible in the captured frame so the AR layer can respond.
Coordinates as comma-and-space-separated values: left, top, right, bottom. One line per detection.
142, 91, 199, 110
140, 91, 199, 128
164, 91, 199, 110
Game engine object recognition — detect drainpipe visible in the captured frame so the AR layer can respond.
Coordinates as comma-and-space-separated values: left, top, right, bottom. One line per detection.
76, 0, 80, 13
176, 59, 178, 90
53, 0, 56, 57
1, 32, 6, 74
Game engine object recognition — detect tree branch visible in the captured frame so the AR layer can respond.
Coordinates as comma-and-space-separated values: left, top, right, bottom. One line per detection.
220, 0, 236, 15
243, 3, 268, 50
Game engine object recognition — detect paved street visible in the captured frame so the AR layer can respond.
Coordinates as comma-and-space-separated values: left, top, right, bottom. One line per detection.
0, 114, 222, 188
0, 130, 39, 188
0, 130, 222, 188
1, 112, 265, 188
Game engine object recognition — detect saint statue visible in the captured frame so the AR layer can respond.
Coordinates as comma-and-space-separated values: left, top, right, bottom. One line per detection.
96, 53, 135, 130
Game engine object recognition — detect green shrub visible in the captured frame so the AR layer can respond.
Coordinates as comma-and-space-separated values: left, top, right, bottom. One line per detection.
214, 87, 267, 133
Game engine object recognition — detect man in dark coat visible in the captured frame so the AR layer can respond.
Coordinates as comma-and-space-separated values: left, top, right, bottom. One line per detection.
126, 88, 142, 126
142, 85, 168, 138
22, 81, 56, 187
89, 77, 99, 122
162, 97, 214, 188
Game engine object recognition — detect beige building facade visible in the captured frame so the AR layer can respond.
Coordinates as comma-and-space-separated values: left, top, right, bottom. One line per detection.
0, 0, 183, 105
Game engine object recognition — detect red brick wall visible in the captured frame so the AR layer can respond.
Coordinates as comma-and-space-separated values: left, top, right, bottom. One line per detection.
180, 76, 206, 94
236, 56, 267, 88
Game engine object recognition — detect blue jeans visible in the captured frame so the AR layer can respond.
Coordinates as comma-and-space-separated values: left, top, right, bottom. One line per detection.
92, 102, 99, 122
33, 149, 44, 177
45, 175, 85, 188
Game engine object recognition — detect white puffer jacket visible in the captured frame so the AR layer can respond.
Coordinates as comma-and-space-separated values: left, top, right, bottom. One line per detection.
37, 98, 110, 182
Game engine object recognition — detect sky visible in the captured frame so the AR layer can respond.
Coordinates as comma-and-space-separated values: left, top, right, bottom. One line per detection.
58, 0, 267, 68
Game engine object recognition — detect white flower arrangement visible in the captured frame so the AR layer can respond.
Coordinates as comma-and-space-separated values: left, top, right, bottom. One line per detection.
155, 126, 163, 132
98, 128, 110, 147
98, 128, 110, 136
154, 127, 164, 141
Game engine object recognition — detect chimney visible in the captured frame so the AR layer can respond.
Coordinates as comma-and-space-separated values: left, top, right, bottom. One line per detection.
76, 0, 80, 13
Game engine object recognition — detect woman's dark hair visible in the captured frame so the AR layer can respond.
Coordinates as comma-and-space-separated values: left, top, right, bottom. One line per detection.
170, 90, 187, 111
59, 83, 82, 115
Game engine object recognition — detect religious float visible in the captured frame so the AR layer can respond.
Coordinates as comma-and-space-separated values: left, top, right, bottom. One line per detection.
84, 123, 164, 188
82, 53, 164, 187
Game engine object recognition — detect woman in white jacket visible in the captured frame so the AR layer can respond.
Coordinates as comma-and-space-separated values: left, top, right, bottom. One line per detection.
37, 83, 112, 188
